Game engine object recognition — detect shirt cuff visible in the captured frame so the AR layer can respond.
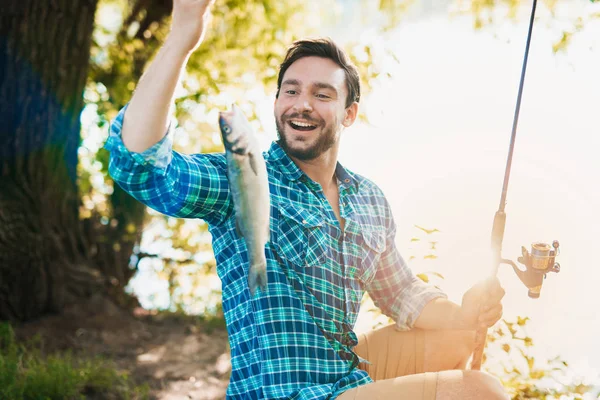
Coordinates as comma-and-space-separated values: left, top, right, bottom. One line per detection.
394, 284, 448, 331
103, 104, 174, 172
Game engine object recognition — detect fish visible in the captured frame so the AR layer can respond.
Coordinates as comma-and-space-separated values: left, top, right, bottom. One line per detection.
218, 104, 270, 296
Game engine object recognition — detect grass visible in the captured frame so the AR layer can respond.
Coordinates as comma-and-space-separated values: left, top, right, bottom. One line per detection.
0, 322, 149, 400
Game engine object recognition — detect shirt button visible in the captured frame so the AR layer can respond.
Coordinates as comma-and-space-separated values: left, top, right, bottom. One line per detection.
302, 220, 307, 224
344, 178, 350, 183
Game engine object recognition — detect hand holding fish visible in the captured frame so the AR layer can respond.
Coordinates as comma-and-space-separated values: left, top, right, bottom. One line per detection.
169, 0, 216, 54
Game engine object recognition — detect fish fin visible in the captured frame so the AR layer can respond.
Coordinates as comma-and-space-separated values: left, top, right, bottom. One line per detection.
235, 217, 244, 238
248, 151, 259, 176
248, 263, 268, 296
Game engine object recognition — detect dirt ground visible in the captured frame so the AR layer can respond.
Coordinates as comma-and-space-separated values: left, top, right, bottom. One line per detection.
14, 294, 231, 400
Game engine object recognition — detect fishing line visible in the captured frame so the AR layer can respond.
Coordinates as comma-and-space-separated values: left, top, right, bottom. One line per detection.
471, 0, 540, 371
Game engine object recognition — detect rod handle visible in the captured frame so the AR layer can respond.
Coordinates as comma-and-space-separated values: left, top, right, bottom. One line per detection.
474, 210, 506, 369
471, 326, 488, 370
491, 211, 506, 272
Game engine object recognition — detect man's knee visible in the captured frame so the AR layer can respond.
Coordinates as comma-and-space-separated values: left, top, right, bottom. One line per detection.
465, 370, 508, 399
424, 329, 475, 371
437, 370, 509, 400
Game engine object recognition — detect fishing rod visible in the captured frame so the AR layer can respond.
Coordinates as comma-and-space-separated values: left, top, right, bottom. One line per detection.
470, 0, 561, 370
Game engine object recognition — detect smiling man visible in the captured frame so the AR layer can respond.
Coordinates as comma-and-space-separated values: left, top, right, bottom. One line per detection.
275, 55, 355, 163
104, 1, 508, 399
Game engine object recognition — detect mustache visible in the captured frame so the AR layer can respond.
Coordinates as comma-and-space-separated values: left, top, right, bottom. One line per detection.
282, 113, 321, 125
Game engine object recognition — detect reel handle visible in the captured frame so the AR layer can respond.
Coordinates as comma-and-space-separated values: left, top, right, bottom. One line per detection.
506, 240, 560, 298
471, 240, 561, 370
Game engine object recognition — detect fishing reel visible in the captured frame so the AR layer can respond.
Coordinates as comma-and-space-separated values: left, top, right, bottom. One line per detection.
501, 240, 561, 298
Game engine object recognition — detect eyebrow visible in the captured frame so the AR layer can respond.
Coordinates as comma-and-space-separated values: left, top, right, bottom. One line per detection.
281, 79, 339, 95
281, 79, 301, 86
314, 82, 338, 94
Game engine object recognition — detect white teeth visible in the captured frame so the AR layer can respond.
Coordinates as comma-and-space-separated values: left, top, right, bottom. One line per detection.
290, 120, 316, 128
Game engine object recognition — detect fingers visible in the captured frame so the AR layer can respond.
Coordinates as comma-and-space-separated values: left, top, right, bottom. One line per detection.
462, 277, 506, 330
476, 277, 504, 328
482, 276, 505, 306
478, 303, 503, 328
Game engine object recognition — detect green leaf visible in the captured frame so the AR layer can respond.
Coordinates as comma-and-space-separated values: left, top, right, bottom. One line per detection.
414, 225, 440, 235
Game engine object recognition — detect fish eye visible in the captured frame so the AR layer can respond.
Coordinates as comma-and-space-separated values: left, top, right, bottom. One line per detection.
223, 125, 232, 134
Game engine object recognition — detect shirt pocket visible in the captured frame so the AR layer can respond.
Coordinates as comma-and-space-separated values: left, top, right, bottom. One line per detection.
344, 222, 388, 321
345, 221, 387, 290
358, 226, 387, 285
273, 203, 328, 268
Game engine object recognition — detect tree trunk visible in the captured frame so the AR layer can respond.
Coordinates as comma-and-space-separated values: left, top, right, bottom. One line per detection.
0, 0, 100, 321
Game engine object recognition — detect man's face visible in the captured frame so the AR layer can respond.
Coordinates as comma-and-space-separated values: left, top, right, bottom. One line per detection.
274, 56, 355, 161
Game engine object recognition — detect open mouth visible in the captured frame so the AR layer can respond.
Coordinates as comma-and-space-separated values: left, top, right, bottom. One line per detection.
288, 120, 318, 132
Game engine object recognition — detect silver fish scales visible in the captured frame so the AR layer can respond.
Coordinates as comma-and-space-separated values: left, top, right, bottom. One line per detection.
218, 104, 270, 296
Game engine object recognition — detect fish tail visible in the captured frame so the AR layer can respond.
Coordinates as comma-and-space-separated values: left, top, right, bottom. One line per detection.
248, 263, 267, 297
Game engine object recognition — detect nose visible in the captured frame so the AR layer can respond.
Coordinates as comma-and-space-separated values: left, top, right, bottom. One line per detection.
293, 93, 313, 114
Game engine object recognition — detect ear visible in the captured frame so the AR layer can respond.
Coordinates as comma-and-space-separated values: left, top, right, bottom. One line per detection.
342, 102, 359, 127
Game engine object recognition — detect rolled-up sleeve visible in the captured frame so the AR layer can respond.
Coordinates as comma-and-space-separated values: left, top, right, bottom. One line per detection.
104, 105, 233, 225
365, 214, 447, 331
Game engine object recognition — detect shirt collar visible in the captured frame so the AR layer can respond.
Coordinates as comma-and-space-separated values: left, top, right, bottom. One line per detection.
266, 141, 361, 192
266, 141, 304, 182
335, 162, 360, 194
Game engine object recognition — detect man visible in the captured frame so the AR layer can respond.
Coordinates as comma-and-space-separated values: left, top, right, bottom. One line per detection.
105, 0, 508, 398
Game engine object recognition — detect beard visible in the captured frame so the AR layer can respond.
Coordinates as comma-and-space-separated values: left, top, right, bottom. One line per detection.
275, 114, 337, 161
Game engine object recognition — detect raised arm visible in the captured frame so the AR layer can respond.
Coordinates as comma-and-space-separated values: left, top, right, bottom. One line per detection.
105, 0, 234, 225
122, 0, 214, 153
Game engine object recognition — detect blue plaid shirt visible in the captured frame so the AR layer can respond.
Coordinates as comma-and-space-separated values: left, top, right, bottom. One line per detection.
105, 106, 446, 399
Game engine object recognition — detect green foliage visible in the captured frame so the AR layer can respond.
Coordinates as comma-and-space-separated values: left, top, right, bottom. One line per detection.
353, 0, 416, 32
153, 305, 227, 335
456, 0, 600, 52
484, 318, 591, 399
0, 323, 149, 400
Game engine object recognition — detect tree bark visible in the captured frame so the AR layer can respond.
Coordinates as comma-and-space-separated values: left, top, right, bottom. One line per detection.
0, 0, 182, 321
0, 0, 100, 321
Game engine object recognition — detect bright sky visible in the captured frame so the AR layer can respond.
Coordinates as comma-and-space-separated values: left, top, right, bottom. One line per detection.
322, 6, 600, 390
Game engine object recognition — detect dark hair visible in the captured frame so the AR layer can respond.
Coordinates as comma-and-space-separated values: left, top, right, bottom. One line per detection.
276, 37, 361, 108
